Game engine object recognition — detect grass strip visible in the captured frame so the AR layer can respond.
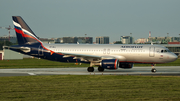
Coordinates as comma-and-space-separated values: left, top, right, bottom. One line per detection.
0, 75, 180, 101
0, 58, 89, 68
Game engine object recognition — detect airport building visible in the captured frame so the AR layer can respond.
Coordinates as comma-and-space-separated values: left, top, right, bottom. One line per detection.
135, 37, 180, 44
0, 50, 4, 60
147, 37, 180, 44
76, 37, 93, 44
135, 38, 148, 44
0, 35, 17, 43
96, 36, 109, 44
120, 36, 134, 44
0, 46, 23, 60
39, 38, 55, 44
148, 37, 171, 44
56, 37, 93, 44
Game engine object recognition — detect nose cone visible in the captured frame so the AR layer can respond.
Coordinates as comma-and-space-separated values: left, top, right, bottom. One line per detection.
169, 53, 178, 62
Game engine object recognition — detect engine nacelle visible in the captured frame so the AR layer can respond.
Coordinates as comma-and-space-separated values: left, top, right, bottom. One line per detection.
119, 63, 133, 69
101, 59, 119, 69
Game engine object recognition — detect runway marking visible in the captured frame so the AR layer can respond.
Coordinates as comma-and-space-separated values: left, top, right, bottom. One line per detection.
28, 73, 36, 75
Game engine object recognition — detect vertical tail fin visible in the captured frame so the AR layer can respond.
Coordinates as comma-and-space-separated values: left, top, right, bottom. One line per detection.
12, 16, 42, 45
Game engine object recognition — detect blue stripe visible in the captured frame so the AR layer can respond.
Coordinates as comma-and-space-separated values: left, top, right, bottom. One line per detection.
14, 25, 21, 30
14, 25, 34, 38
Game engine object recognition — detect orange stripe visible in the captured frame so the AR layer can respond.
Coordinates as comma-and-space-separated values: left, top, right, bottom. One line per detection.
114, 59, 117, 69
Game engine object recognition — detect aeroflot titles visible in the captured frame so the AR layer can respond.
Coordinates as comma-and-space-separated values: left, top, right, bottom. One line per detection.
121, 46, 143, 48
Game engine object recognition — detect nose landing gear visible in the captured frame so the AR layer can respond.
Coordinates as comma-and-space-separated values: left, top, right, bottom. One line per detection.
151, 64, 157, 73
151, 68, 157, 72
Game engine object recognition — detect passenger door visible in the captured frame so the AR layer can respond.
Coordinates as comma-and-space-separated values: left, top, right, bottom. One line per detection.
149, 47, 155, 57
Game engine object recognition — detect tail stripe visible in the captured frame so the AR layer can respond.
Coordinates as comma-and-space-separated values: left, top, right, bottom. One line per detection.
13, 21, 21, 28
14, 28, 39, 42
12, 16, 64, 56
13, 21, 40, 40
13, 20, 42, 44
23, 29, 42, 43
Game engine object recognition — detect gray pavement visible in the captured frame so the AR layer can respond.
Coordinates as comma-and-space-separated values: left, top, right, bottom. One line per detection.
0, 66, 180, 77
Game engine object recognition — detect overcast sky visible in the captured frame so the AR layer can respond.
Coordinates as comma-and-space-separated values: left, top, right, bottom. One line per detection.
1, 0, 180, 42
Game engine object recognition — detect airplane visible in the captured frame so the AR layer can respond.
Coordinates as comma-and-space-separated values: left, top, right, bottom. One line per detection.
9, 16, 178, 73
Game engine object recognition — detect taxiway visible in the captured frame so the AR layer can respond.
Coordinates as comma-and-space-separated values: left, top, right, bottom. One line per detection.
0, 66, 180, 77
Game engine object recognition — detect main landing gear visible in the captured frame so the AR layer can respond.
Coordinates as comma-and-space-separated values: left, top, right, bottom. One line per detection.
98, 66, 104, 72
87, 62, 105, 72
87, 62, 104, 72
151, 64, 157, 73
87, 67, 94, 72
87, 62, 95, 72
87, 66, 105, 72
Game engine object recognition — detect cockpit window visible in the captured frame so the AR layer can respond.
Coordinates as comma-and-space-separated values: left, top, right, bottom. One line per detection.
161, 49, 170, 53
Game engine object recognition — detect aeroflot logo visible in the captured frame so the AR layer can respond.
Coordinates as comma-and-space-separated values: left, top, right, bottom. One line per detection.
121, 46, 143, 48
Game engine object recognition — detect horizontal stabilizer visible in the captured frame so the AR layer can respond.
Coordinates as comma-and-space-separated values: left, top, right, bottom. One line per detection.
10, 46, 31, 53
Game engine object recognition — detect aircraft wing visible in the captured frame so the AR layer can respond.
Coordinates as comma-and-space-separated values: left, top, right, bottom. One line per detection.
58, 52, 126, 62
59, 52, 102, 62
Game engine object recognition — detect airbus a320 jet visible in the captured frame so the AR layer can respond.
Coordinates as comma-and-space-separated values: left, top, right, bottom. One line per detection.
10, 16, 178, 72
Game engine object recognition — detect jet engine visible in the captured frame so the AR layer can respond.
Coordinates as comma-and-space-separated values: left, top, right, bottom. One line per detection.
119, 63, 133, 69
101, 59, 119, 69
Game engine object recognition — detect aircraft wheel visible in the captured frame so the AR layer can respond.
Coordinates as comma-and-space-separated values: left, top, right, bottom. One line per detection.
151, 68, 157, 73
98, 66, 104, 72
87, 67, 94, 72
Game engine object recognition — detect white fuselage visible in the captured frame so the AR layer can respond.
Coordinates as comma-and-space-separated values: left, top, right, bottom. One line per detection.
43, 44, 177, 64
